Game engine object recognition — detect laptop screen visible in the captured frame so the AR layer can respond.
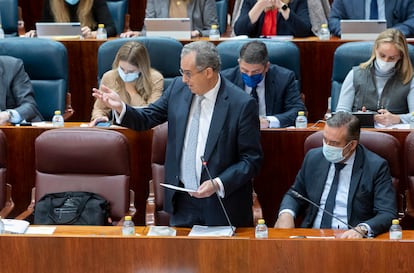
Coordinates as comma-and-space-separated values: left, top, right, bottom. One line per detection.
36, 22, 82, 39
340, 20, 386, 40
144, 18, 191, 40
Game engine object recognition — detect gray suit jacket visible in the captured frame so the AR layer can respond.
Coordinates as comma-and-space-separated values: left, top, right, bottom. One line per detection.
0, 56, 43, 122
279, 144, 397, 236
121, 76, 263, 227
329, 0, 414, 37
145, 0, 218, 37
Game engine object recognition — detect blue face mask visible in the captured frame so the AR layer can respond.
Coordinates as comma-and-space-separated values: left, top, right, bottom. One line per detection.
65, 0, 80, 5
241, 72, 263, 88
322, 139, 351, 163
118, 67, 140, 82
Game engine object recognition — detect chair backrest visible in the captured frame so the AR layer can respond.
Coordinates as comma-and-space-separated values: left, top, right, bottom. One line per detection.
0, 130, 6, 209
35, 128, 131, 222
330, 42, 414, 112
106, 0, 128, 35
97, 37, 182, 89
405, 131, 414, 215
304, 130, 404, 215
216, 0, 228, 35
0, 38, 68, 120
0, 0, 18, 36
217, 39, 301, 90
151, 122, 170, 225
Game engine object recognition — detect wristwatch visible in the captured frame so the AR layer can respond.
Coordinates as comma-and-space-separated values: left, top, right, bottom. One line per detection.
357, 224, 369, 237
281, 4, 288, 11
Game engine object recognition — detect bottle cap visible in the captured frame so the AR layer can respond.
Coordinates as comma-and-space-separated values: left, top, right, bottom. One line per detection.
98, 24, 105, 28
125, 215, 132, 221
211, 24, 218, 29
54, 110, 61, 115
298, 111, 305, 116
392, 219, 399, 225
258, 219, 265, 224
321, 23, 328, 28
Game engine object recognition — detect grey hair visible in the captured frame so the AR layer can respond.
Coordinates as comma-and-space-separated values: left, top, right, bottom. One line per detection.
326, 111, 360, 141
181, 41, 221, 71
239, 40, 269, 65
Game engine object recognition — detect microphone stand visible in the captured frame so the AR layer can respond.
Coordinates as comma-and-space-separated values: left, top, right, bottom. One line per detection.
289, 189, 370, 238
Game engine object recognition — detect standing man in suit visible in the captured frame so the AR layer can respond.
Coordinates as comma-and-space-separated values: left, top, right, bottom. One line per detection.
0, 56, 43, 124
221, 40, 306, 128
329, 0, 414, 38
275, 112, 397, 238
93, 41, 263, 227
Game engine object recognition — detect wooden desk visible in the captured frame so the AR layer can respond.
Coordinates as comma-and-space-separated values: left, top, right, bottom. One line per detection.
2, 123, 152, 225
2, 226, 414, 273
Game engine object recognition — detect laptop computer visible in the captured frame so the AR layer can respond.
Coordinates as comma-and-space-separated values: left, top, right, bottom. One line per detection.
340, 20, 387, 40
332, 111, 375, 128
36, 22, 82, 39
144, 18, 191, 40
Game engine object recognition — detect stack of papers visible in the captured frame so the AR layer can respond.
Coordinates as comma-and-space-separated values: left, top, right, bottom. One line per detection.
147, 226, 176, 236
2, 219, 30, 234
188, 225, 234, 237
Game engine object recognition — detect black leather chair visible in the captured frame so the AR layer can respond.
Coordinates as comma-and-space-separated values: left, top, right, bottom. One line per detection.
0, 37, 74, 120
107, 0, 129, 35
98, 37, 183, 89
0, 0, 18, 36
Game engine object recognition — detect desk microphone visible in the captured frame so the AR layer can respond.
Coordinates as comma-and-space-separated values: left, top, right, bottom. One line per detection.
200, 155, 235, 235
289, 189, 369, 238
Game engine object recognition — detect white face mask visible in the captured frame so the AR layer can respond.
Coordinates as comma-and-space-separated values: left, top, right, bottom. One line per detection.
118, 67, 140, 82
375, 58, 397, 73
65, 0, 80, 5
322, 139, 351, 163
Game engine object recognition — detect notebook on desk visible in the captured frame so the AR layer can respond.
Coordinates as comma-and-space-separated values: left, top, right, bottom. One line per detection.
144, 18, 191, 39
340, 20, 386, 40
36, 22, 82, 39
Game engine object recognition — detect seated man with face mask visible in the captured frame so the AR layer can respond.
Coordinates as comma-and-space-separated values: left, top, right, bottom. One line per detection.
274, 111, 397, 238
90, 41, 163, 126
221, 40, 305, 128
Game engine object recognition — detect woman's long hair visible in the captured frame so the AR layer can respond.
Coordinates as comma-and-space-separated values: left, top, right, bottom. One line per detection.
50, 0, 96, 30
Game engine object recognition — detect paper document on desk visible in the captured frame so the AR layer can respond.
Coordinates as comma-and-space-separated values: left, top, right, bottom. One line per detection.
188, 225, 234, 237
147, 226, 176, 236
160, 183, 196, 193
3, 219, 30, 234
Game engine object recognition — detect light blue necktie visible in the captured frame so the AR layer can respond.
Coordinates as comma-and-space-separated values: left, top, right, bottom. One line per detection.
182, 95, 204, 190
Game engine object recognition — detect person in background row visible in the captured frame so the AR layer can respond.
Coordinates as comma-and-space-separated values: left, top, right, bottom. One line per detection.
120, 0, 218, 38
336, 28, 414, 127
92, 41, 263, 227
0, 56, 43, 124
26, 0, 116, 38
275, 112, 397, 238
329, 0, 414, 38
89, 41, 163, 126
221, 40, 305, 128
234, 0, 313, 37
306, 0, 330, 35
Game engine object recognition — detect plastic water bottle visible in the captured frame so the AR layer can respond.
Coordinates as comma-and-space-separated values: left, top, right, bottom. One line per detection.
255, 219, 268, 239
96, 24, 107, 40
410, 112, 414, 129
295, 111, 308, 128
0, 24, 4, 39
389, 219, 402, 240
319, 23, 330, 40
0, 216, 4, 234
209, 24, 220, 40
52, 110, 64, 127
122, 215, 135, 236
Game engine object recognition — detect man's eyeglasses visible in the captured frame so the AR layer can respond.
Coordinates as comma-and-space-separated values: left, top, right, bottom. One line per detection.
179, 68, 206, 79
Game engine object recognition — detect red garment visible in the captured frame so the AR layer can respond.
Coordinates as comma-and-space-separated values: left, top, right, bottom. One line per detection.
261, 9, 277, 36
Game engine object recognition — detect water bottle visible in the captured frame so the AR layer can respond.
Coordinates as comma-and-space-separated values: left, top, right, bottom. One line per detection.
295, 111, 308, 128
0, 216, 4, 234
255, 219, 268, 239
0, 24, 4, 39
52, 110, 64, 127
410, 112, 414, 129
96, 24, 107, 40
209, 24, 220, 40
122, 215, 135, 236
389, 219, 402, 240
319, 23, 330, 41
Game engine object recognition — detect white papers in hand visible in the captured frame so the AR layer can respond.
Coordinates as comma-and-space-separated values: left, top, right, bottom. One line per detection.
188, 225, 234, 237
160, 183, 196, 193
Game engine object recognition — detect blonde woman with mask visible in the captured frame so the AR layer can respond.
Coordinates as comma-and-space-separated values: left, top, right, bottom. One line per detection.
336, 28, 414, 127
234, 0, 313, 37
89, 41, 164, 126
26, 0, 116, 38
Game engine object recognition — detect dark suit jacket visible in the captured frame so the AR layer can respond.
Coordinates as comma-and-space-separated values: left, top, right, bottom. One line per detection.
0, 56, 43, 122
121, 76, 263, 227
234, 0, 313, 37
279, 144, 397, 236
328, 0, 414, 37
220, 65, 305, 127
